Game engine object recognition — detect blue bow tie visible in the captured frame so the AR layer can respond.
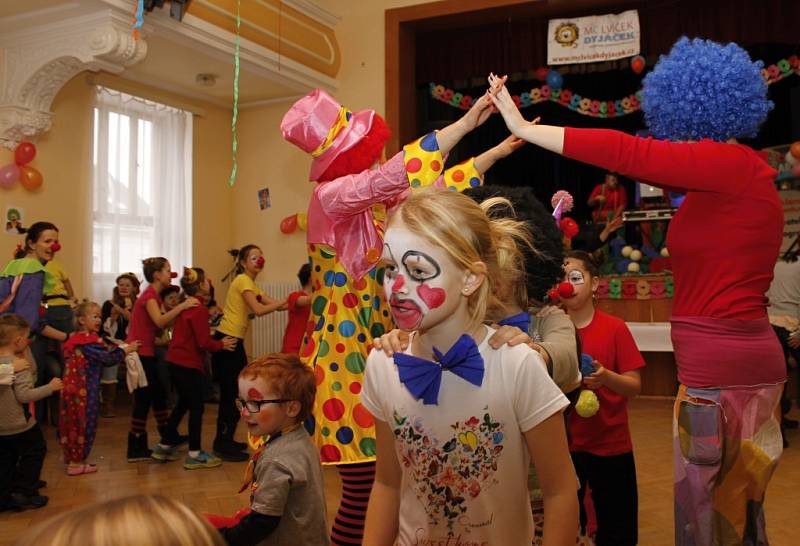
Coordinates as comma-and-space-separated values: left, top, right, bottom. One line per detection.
394, 334, 484, 405
497, 311, 531, 334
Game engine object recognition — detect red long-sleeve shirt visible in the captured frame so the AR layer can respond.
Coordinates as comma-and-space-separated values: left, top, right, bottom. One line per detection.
563, 128, 783, 320
166, 305, 223, 371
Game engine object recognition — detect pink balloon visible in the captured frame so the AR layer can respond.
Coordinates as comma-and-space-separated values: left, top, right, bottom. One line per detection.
0, 163, 19, 189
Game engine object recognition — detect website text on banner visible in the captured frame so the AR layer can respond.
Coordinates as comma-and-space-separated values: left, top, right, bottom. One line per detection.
547, 10, 640, 66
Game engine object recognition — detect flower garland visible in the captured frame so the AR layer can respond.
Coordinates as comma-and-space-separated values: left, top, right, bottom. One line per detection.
430, 55, 800, 118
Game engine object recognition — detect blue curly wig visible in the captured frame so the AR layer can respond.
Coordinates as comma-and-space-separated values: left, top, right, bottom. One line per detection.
641, 37, 773, 142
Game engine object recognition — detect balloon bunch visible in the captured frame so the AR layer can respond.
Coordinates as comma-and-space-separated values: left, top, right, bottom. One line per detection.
0, 142, 43, 191
785, 141, 800, 178
279, 212, 308, 234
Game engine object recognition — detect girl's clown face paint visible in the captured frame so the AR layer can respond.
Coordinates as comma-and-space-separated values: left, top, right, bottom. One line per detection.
382, 220, 465, 332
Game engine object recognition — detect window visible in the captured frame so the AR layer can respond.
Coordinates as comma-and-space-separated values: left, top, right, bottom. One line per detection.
91, 87, 192, 302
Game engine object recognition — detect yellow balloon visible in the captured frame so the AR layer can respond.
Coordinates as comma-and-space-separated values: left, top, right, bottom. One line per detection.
297, 212, 308, 231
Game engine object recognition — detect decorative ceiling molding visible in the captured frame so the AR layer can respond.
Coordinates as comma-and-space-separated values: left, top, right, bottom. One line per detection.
0, 6, 147, 148
282, 0, 340, 29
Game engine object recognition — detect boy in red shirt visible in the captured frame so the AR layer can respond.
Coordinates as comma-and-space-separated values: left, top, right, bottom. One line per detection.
151, 267, 237, 469
281, 264, 312, 354
562, 251, 644, 546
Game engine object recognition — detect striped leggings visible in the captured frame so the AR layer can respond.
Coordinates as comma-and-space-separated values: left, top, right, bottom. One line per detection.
330, 461, 376, 545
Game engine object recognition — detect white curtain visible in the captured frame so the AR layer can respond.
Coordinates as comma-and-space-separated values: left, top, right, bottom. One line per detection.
90, 86, 192, 303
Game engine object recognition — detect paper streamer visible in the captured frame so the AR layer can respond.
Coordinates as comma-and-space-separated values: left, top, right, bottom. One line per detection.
228, 0, 241, 187
132, 0, 144, 39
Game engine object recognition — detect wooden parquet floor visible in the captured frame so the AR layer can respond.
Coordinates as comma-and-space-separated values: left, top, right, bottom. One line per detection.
1, 397, 797, 545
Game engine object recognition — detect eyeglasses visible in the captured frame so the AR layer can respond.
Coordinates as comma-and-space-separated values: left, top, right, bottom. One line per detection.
235, 398, 290, 413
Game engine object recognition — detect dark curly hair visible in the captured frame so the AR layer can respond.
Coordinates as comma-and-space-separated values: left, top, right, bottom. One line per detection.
464, 185, 564, 303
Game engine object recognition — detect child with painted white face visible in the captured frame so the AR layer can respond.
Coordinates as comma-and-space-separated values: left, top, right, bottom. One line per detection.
361, 188, 578, 546
561, 251, 644, 545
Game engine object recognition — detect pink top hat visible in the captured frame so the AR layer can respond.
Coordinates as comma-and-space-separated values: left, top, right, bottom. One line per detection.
280, 89, 376, 181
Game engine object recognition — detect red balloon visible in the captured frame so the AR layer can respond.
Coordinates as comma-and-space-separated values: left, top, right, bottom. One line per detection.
631, 55, 646, 75
559, 217, 579, 239
14, 141, 36, 166
18, 165, 43, 191
534, 67, 550, 82
280, 214, 298, 234
790, 141, 800, 160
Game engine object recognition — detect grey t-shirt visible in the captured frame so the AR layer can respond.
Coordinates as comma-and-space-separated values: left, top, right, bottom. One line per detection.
251, 426, 330, 546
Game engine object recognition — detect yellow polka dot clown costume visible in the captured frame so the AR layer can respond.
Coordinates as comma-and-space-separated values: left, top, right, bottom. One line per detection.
280, 88, 487, 544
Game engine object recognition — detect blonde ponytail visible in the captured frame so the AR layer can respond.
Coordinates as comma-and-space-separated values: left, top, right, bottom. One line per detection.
392, 189, 533, 328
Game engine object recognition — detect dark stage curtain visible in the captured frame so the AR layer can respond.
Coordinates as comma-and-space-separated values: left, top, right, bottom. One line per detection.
416, 0, 800, 84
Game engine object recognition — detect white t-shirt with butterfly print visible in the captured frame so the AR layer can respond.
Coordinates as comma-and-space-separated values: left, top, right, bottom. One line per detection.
361, 325, 569, 545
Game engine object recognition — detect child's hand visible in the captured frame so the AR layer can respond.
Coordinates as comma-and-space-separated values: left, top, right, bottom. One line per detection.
12, 358, 29, 373
48, 377, 64, 392
181, 297, 200, 310
222, 336, 238, 351
789, 332, 800, 349
487, 73, 536, 136
583, 360, 609, 389
492, 134, 526, 158
373, 329, 410, 357
462, 91, 496, 131
124, 341, 141, 354
487, 325, 532, 350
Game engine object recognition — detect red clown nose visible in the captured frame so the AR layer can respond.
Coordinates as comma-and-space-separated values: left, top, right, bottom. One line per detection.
256, 256, 265, 268
557, 281, 576, 299
170, 272, 178, 278
51, 242, 61, 252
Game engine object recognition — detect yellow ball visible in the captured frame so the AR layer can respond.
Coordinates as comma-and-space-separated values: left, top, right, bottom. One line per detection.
621, 245, 633, 258
627, 262, 640, 273
629, 249, 642, 262
575, 390, 599, 418
660, 247, 670, 257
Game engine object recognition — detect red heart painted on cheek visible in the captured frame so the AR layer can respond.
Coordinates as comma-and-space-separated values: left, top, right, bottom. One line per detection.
248, 387, 263, 399
417, 284, 446, 309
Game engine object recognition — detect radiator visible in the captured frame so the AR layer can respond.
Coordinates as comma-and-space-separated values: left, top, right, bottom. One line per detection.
250, 282, 298, 358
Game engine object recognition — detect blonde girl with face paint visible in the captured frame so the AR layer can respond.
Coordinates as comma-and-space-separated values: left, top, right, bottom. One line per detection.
361, 188, 578, 546
561, 251, 644, 546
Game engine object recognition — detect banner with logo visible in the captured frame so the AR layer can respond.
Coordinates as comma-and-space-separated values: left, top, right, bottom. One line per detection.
548, 10, 640, 65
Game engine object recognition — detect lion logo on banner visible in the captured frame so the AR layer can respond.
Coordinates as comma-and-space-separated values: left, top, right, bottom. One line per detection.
554, 22, 579, 48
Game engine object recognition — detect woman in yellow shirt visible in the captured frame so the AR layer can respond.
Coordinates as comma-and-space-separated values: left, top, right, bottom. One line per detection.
212, 244, 287, 461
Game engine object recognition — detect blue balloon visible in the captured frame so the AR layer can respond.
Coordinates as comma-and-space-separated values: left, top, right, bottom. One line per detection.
546, 70, 563, 89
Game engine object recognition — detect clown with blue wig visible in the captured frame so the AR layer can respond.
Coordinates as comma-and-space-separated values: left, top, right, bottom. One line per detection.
488, 37, 784, 546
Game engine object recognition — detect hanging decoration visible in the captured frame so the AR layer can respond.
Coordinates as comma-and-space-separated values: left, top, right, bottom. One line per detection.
132, 0, 144, 40
227, 0, 241, 187
430, 55, 800, 118
430, 81, 643, 118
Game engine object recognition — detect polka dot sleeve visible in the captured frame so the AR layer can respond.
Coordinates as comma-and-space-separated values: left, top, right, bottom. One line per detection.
439, 157, 483, 192
402, 132, 445, 189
